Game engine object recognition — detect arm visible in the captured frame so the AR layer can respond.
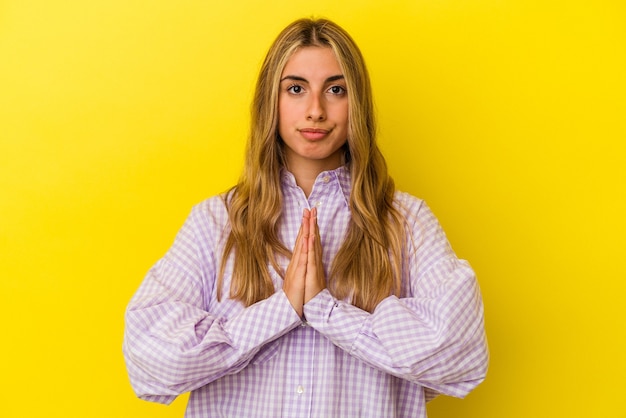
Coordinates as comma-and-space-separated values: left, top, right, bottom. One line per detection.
123, 203, 302, 404
303, 198, 488, 398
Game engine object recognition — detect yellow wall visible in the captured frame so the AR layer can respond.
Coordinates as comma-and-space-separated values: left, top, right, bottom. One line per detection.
1, 1, 624, 417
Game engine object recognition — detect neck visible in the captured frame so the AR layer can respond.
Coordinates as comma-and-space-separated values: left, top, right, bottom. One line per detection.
285, 155, 342, 197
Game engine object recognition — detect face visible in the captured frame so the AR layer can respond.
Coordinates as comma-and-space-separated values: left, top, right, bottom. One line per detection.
278, 46, 349, 172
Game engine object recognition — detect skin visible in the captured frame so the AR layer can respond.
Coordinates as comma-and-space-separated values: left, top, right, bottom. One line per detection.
279, 46, 348, 316
278, 46, 349, 197
283, 207, 325, 317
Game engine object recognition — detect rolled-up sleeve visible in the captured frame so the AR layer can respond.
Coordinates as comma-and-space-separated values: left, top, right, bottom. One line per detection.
123, 203, 302, 404
304, 195, 489, 398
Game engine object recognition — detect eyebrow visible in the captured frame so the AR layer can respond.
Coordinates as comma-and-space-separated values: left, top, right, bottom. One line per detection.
279, 74, 345, 83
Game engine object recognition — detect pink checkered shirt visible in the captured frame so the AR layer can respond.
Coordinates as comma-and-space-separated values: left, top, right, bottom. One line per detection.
123, 166, 488, 417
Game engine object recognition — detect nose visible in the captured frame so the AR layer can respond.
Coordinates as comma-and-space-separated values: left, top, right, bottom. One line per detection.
307, 93, 326, 121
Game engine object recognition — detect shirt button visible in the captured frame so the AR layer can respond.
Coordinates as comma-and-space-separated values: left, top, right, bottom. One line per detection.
296, 385, 304, 395
315, 201, 322, 207
322, 176, 330, 183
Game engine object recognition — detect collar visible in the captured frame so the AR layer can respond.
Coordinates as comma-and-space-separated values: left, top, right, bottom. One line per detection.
280, 166, 351, 207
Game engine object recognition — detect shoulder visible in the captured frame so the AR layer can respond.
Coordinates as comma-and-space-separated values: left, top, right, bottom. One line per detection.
393, 190, 423, 210
191, 193, 230, 216
392, 190, 446, 241
393, 190, 428, 221
179, 193, 232, 240
164, 193, 231, 265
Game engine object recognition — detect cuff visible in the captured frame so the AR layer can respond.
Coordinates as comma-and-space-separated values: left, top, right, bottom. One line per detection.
303, 289, 368, 353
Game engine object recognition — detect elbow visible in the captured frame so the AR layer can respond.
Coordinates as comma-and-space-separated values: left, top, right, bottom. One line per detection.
454, 324, 490, 397
476, 332, 490, 385
425, 341, 489, 399
122, 335, 183, 404
426, 315, 490, 398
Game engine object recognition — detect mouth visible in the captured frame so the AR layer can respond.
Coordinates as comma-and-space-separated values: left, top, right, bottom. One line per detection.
298, 128, 330, 140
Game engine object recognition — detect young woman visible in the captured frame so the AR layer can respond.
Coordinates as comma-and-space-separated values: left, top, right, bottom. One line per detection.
123, 18, 488, 417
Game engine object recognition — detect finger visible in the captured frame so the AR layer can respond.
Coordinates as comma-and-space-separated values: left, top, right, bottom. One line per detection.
284, 210, 311, 317
304, 208, 326, 304
286, 209, 309, 275
306, 233, 318, 290
295, 208, 310, 249
307, 216, 316, 268
302, 208, 311, 252
307, 207, 317, 261
311, 209, 325, 287
308, 206, 315, 240
310, 207, 322, 265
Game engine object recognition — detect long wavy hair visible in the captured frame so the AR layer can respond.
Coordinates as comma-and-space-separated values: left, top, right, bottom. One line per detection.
218, 18, 406, 313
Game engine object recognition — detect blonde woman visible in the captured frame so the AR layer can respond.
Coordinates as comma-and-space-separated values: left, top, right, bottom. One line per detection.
123, 18, 488, 417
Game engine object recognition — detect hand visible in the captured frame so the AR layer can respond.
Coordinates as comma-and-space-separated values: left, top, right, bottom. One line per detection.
283, 208, 326, 317
304, 207, 326, 304
283, 210, 309, 317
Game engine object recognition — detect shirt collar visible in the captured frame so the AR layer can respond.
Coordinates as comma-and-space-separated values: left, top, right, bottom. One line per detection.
280, 166, 351, 207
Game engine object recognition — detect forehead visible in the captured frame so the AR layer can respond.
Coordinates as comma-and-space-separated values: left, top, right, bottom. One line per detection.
281, 46, 343, 78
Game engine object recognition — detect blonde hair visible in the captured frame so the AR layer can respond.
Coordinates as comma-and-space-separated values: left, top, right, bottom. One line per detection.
219, 18, 406, 312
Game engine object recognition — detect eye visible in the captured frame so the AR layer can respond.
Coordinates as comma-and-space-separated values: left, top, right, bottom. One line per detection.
328, 85, 346, 95
287, 84, 304, 94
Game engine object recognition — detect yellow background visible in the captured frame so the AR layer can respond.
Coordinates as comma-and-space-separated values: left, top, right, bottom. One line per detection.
1, 0, 624, 416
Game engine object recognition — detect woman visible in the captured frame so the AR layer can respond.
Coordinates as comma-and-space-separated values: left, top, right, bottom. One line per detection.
123, 18, 488, 417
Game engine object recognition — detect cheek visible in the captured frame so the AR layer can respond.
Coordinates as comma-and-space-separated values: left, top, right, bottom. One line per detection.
334, 99, 348, 117
336, 103, 349, 125
277, 105, 299, 139
278, 100, 296, 124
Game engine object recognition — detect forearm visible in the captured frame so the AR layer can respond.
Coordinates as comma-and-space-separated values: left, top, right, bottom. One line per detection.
303, 264, 488, 398
123, 288, 301, 402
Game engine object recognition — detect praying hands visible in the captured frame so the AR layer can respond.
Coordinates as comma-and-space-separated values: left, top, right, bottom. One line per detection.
283, 207, 327, 318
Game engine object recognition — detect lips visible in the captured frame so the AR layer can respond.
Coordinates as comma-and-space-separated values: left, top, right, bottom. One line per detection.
299, 128, 330, 140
